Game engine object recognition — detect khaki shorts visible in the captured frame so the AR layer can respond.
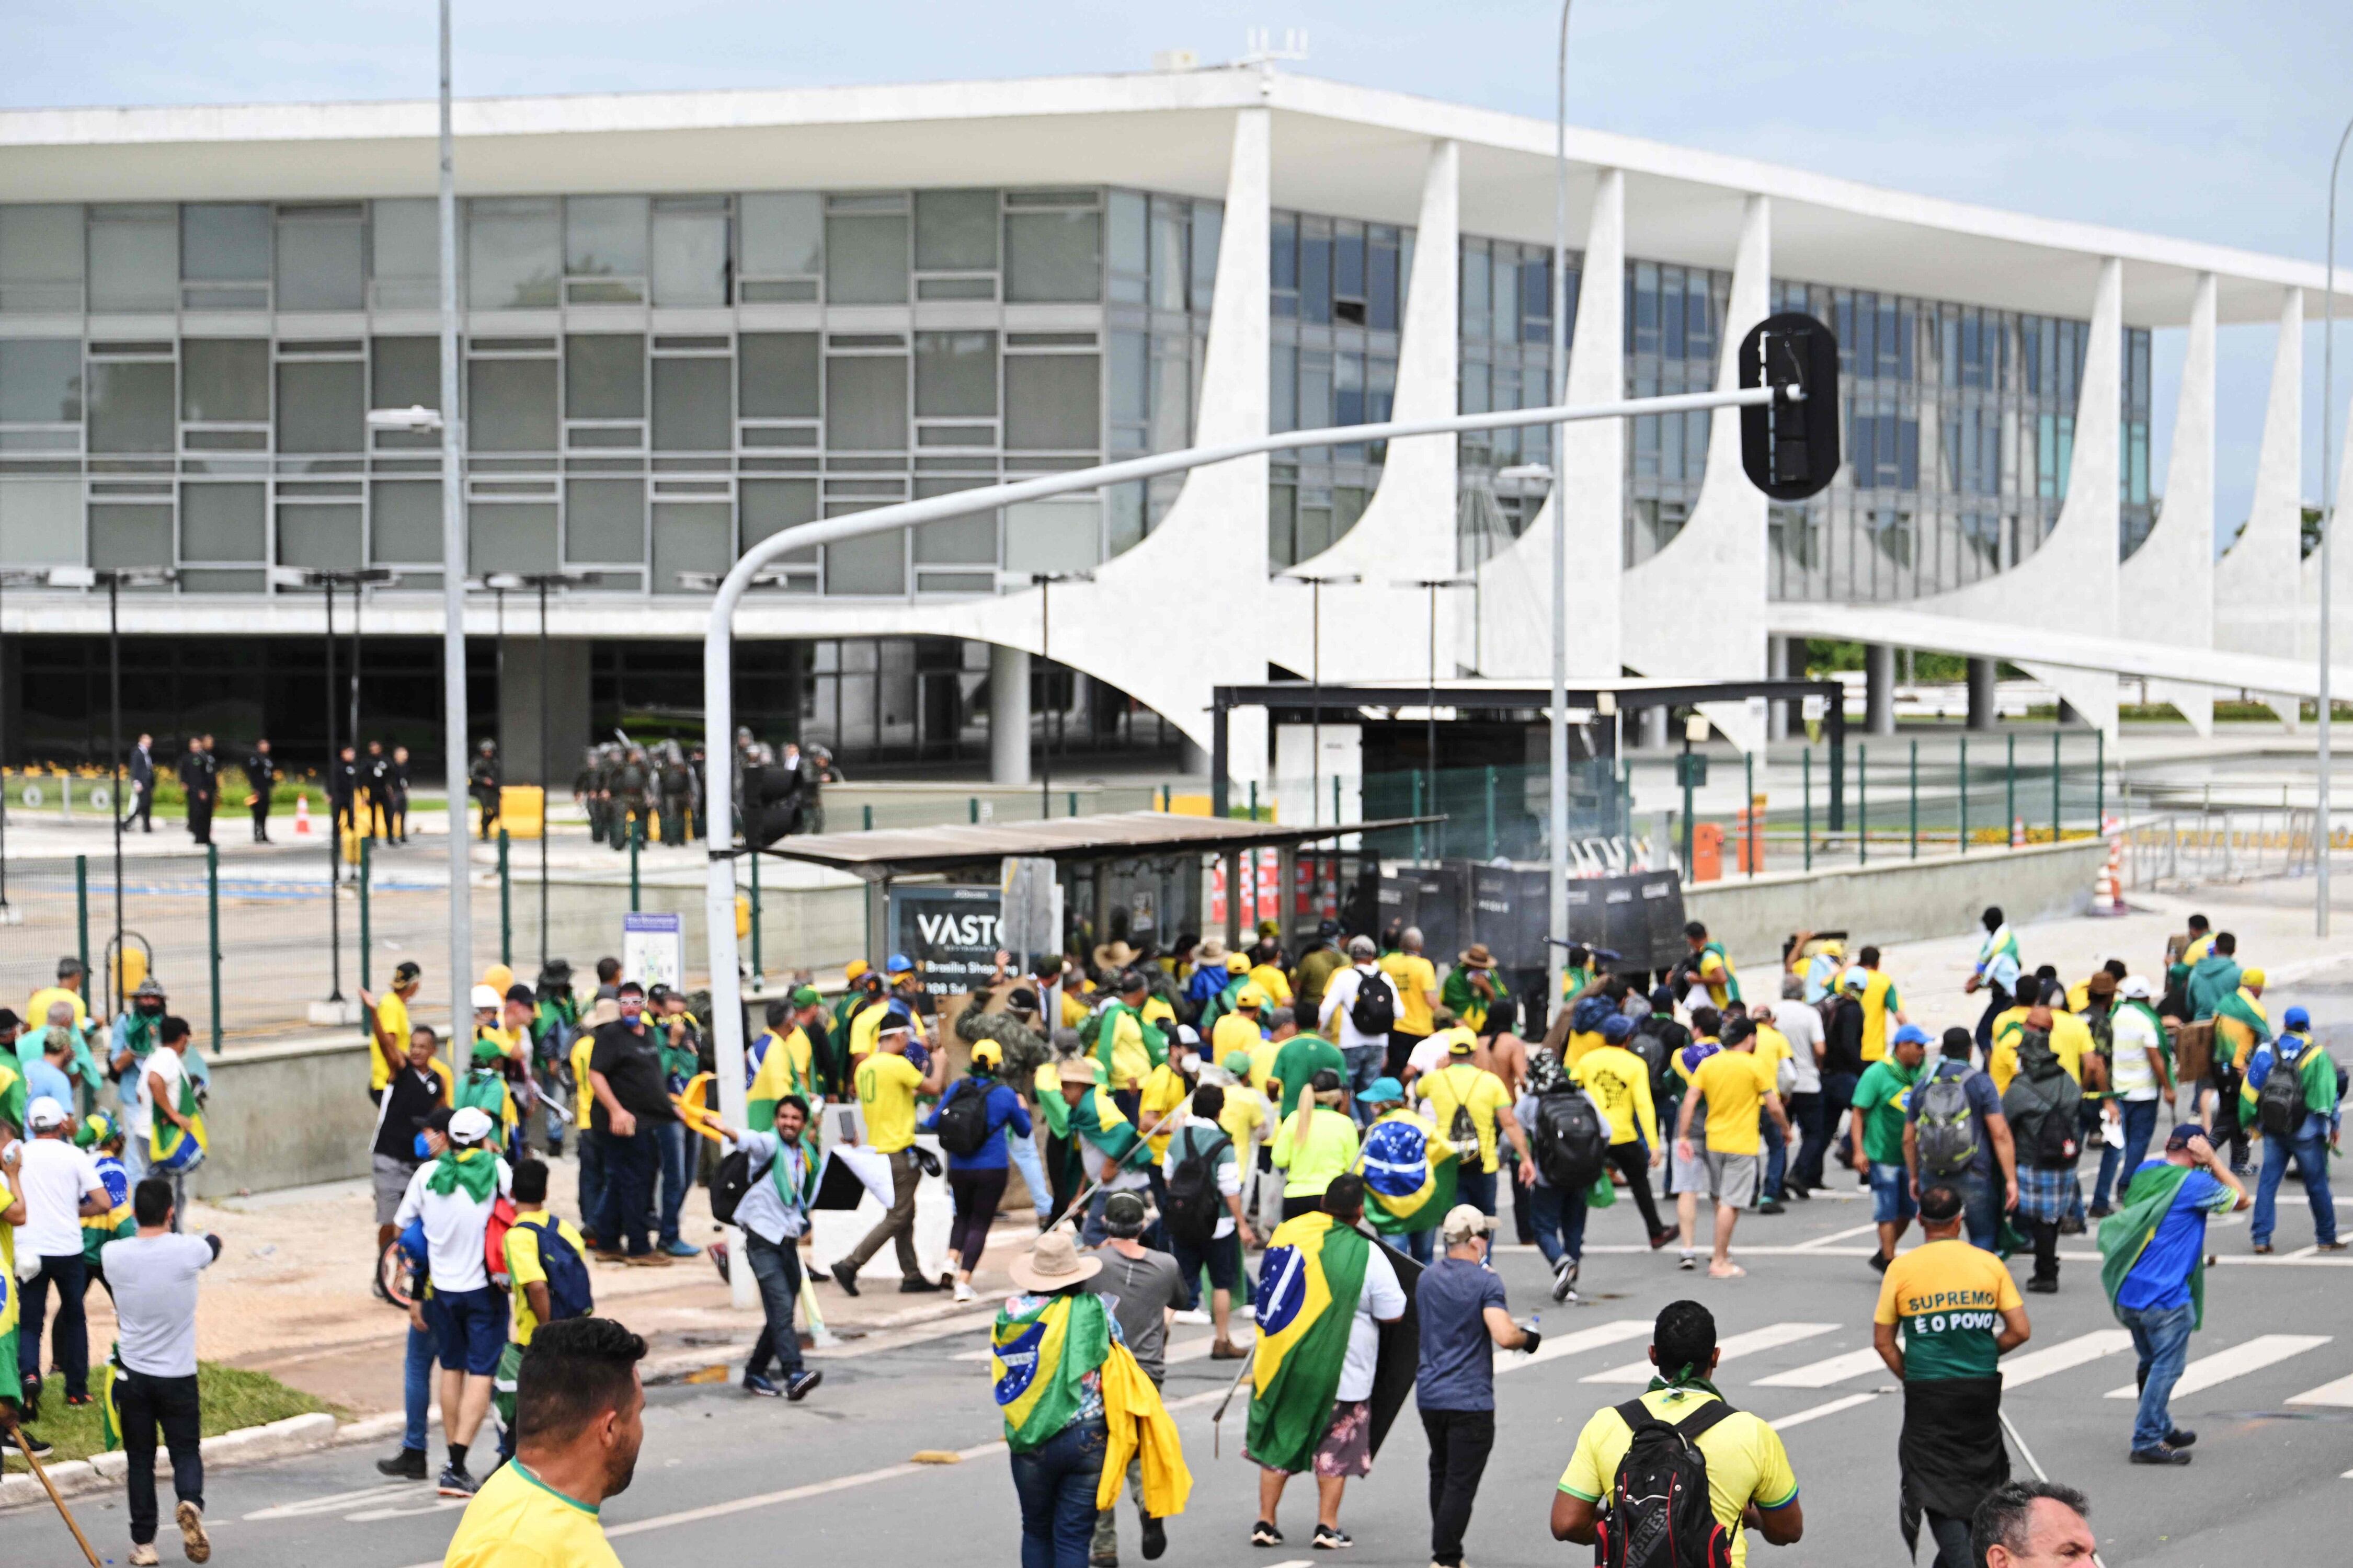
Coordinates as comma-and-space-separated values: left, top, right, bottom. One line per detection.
1702, 1151, 1759, 1205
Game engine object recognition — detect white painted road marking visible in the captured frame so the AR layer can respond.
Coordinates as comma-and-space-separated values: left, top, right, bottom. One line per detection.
2001, 1330, 2135, 1387
1792, 1223, 1881, 1251
243, 1481, 427, 1520
2287, 1370, 2353, 1406
1769, 1391, 1882, 1430
1499, 1318, 1653, 1374
1584, 1322, 1837, 1384
1753, 1347, 1885, 1388
2103, 1334, 2332, 1400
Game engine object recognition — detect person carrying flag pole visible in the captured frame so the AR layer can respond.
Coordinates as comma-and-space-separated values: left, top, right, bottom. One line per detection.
1246, 1173, 1411, 1551
1353, 1077, 1455, 1266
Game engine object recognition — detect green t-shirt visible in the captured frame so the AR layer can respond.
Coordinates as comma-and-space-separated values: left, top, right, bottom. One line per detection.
1269, 1036, 1347, 1119
1873, 1238, 2023, 1381
1850, 1057, 1921, 1167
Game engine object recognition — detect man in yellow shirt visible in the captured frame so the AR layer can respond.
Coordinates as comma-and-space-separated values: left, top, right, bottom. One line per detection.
1413, 1034, 1534, 1218
1855, 946, 1906, 1064
832, 1008, 948, 1295
1572, 1014, 1674, 1248
1552, 1301, 1802, 1567
1674, 1018, 1789, 1278
1377, 927, 1441, 1079
1213, 985, 1271, 1077
443, 1316, 643, 1568
1246, 942, 1295, 1009
1988, 981, 2095, 1096
493, 1159, 589, 1462
26, 956, 92, 1036
1682, 922, 1741, 1009
360, 961, 422, 1096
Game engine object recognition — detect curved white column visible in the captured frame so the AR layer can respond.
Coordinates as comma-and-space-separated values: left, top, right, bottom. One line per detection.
1280, 138, 1461, 686
2216, 288, 2304, 726
1619, 192, 1771, 753
2119, 272, 2215, 735
1472, 167, 1624, 680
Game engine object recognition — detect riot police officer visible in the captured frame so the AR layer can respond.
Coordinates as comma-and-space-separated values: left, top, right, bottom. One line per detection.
656, 742, 692, 846
470, 738, 502, 840
613, 745, 651, 851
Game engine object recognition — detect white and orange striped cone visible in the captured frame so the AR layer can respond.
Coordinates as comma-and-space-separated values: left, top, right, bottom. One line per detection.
293, 794, 313, 837
2094, 814, 2127, 915
2011, 816, 2026, 848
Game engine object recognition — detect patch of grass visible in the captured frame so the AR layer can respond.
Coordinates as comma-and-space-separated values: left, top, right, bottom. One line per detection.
4, 1362, 342, 1470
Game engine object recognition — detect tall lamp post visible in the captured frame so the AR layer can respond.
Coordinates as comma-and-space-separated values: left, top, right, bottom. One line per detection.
1004, 570, 1094, 819
1395, 574, 1476, 862
1548, 0, 1578, 1000
2319, 113, 2353, 937
1278, 570, 1361, 927
486, 569, 598, 970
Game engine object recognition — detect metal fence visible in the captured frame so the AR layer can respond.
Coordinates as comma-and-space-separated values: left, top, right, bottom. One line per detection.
2118, 809, 2331, 890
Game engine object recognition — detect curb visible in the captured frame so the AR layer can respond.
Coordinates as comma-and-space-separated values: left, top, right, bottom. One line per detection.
1, 1411, 339, 1513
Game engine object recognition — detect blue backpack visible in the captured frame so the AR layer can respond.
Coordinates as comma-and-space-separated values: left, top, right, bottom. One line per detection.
513, 1217, 595, 1322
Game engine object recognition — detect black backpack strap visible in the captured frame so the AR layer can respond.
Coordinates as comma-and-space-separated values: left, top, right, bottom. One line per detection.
1671, 1398, 1738, 1439
1613, 1398, 1660, 1434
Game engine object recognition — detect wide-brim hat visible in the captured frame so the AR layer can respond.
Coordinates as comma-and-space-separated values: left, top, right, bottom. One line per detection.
1197, 937, 1229, 962
1008, 1229, 1104, 1293
2087, 970, 2118, 996
1458, 944, 1496, 969
1057, 1059, 1099, 1089
1093, 941, 1139, 970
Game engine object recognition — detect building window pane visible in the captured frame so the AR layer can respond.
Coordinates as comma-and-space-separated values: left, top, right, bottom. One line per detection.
0, 205, 85, 313
0, 338, 83, 424
0, 479, 82, 564
652, 356, 731, 451
276, 360, 363, 453
653, 500, 732, 591
179, 482, 265, 561
740, 477, 819, 549
739, 194, 821, 278
915, 191, 998, 272
467, 198, 561, 310
1106, 191, 1147, 304
1003, 498, 1097, 573
566, 334, 644, 419
371, 199, 438, 306
565, 196, 648, 278
370, 481, 441, 563
1299, 218, 1331, 326
87, 360, 174, 452
825, 525, 905, 594
180, 339, 267, 424
275, 209, 364, 311
181, 204, 270, 281
1151, 198, 1189, 313
469, 502, 558, 574
469, 358, 558, 451
277, 503, 361, 569
1003, 355, 1098, 450
739, 332, 819, 419
90, 504, 174, 569
88, 206, 178, 312
1004, 210, 1101, 303
825, 213, 909, 305
565, 477, 644, 562
652, 197, 730, 307
1108, 330, 1148, 428
1192, 200, 1221, 313
825, 356, 908, 451
915, 330, 997, 417
371, 336, 440, 449
912, 507, 995, 563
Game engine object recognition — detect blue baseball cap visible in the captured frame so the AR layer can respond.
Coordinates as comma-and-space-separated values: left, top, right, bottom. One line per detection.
886, 953, 913, 974
1893, 1023, 1935, 1048
1601, 1014, 1635, 1044
2284, 1005, 2311, 1031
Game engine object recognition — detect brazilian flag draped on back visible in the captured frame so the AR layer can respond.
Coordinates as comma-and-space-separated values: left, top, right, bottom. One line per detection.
1246, 1210, 1368, 1473
992, 1290, 1113, 1451
2098, 1162, 2209, 1327
151, 1072, 208, 1175
1356, 1109, 1456, 1235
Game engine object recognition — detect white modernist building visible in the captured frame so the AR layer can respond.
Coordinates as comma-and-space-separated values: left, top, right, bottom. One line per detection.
0, 64, 2347, 781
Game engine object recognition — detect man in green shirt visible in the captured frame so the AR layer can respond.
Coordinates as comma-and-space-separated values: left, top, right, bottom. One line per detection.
1267, 1028, 1346, 1121
1851, 1030, 1927, 1271
1291, 921, 1348, 1023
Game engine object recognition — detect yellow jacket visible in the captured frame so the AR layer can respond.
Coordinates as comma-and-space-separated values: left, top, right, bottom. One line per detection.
1139, 1063, 1191, 1159
1100, 1338, 1192, 1516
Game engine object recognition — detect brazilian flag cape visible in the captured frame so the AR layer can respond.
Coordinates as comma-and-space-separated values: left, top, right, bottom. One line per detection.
150, 1068, 208, 1175
1083, 1000, 1168, 1082
1356, 1108, 1457, 1235
1975, 924, 2021, 985
2098, 1162, 2208, 1329
1248, 1211, 1365, 1473
96, 1343, 127, 1452
2213, 987, 2270, 1048
991, 1291, 1194, 1514
748, 1026, 823, 1126
1037, 1081, 1146, 1174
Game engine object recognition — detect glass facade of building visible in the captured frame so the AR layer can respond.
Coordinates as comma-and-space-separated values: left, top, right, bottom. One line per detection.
1267, 210, 1408, 567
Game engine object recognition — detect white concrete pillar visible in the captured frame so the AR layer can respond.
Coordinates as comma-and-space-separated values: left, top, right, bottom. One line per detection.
1864, 644, 1896, 736
1639, 707, 1669, 751
2122, 272, 2215, 735
989, 643, 1031, 785
2216, 289, 2303, 688
1767, 637, 1791, 740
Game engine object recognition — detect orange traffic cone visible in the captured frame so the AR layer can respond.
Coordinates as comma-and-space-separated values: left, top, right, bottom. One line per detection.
2011, 816, 2026, 848
293, 794, 313, 837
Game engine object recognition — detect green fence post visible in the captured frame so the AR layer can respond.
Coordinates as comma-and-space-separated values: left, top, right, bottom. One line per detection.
1068, 791, 1078, 818
498, 829, 512, 967
1332, 776, 1341, 823
1249, 781, 1258, 822
359, 834, 372, 992
2052, 730, 2062, 841
2005, 734, 2016, 846
1484, 764, 1498, 859
1858, 744, 1868, 866
1802, 750, 1812, 872
75, 854, 89, 979
863, 803, 874, 831
750, 845, 764, 985
207, 843, 222, 1057
2096, 728, 2106, 831
1959, 737, 1970, 854
1161, 782, 1171, 811
969, 796, 979, 824
1909, 739, 1919, 860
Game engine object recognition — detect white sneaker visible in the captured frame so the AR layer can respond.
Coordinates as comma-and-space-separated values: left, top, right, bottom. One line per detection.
1172, 1308, 1213, 1325
1678, 1251, 1698, 1272
1236, 1304, 1257, 1321
953, 1279, 976, 1303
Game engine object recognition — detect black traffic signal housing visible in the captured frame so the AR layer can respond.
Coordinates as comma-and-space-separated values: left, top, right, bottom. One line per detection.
742, 764, 803, 848
1739, 312, 1842, 501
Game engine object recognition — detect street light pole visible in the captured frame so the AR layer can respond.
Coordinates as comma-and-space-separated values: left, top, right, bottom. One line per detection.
538, 578, 550, 968
1398, 575, 1474, 861
109, 574, 124, 1014
1549, 0, 1577, 1003
2320, 113, 2353, 937
1013, 570, 1093, 820
437, 0, 473, 1048
324, 578, 341, 997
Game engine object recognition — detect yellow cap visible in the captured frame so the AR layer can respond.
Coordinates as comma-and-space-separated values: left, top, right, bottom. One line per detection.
1226, 952, 1251, 972
845, 958, 870, 981
2242, 967, 2266, 988
482, 963, 514, 994
1236, 985, 1270, 1010
970, 1038, 1003, 1068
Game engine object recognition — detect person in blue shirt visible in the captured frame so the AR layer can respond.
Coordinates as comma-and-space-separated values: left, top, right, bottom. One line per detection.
923, 1038, 1032, 1303
23, 1027, 76, 1115
2241, 1006, 2343, 1254
707, 1097, 823, 1402
2100, 1123, 2248, 1464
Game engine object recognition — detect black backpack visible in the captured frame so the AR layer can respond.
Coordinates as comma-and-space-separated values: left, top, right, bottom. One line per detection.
1162, 1127, 1231, 1247
2257, 1054, 2307, 1138
935, 1079, 994, 1159
511, 1218, 594, 1322
1596, 1398, 1737, 1568
1350, 970, 1397, 1037
709, 1147, 756, 1226
1532, 1091, 1609, 1190
2001, 1034, 2081, 1170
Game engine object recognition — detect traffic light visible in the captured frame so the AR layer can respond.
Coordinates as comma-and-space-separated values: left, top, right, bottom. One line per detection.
742, 764, 802, 848
1738, 312, 1841, 501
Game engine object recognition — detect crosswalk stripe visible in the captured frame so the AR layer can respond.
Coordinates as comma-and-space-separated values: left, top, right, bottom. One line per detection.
1792, 1223, 1881, 1252
243, 1481, 425, 1520
1584, 1322, 1836, 1385
1753, 1347, 1885, 1388
1500, 1318, 1653, 1374
2287, 1371, 2353, 1407
2001, 1330, 2135, 1388
1769, 1391, 1881, 1430
2102, 1334, 2332, 1400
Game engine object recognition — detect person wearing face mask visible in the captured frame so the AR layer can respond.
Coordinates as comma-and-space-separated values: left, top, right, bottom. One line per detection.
110, 980, 173, 1184
584, 983, 676, 1266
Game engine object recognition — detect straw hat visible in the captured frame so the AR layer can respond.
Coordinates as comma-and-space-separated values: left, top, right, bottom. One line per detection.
1197, 936, 1228, 963
1092, 940, 1140, 971
1458, 943, 1496, 970
1009, 1229, 1104, 1293
1057, 1059, 1099, 1089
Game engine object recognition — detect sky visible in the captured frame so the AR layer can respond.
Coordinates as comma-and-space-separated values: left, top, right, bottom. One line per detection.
10, 0, 2353, 542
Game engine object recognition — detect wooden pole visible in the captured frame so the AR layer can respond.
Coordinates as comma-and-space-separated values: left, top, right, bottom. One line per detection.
0, 1410, 104, 1567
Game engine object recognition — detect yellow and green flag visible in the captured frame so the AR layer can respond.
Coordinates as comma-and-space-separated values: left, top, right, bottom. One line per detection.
748, 1025, 821, 1134
991, 1291, 1112, 1452
151, 1074, 208, 1175
1356, 1108, 1456, 1235
1246, 1209, 1369, 1473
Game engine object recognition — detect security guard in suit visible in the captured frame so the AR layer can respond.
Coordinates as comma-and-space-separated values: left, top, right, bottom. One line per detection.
179, 736, 218, 846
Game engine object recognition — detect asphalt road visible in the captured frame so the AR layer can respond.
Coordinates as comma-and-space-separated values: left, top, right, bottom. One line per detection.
14, 1134, 2351, 1568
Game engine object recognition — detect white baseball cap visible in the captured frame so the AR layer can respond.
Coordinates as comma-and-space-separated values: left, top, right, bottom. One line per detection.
469, 983, 503, 1011
1441, 1203, 1498, 1244
26, 1096, 67, 1132
448, 1106, 496, 1146
2120, 976, 2152, 1001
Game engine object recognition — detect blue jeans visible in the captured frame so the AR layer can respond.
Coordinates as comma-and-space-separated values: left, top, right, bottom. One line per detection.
657, 1118, 691, 1245
2253, 1120, 2338, 1246
599, 1125, 658, 1257
1010, 1416, 1109, 1568
1458, 1165, 1499, 1218
2093, 1099, 2160, 1210
2118, 1299, 2195, 1451
1758, 1110, 1786, 1202
744, 1230, 807, 1379
402, 1296, 446, 1452
1527, 1181, 1590, 1268
1007, 1120, 1053, 1219
1342, 1044, 1385, 1123
576, 1128, 608, 1245
1954, 1171, 2000, 1252
1402, 1227, 1435, 1265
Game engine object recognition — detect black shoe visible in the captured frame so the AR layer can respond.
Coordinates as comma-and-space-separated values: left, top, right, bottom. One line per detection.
2130, 1446, 2191, 1466
1312, 1524, 1352, 1549
1, 1428, 55, 1460
2164, 1427, 2197, 1449
899, 1275, 944, 1294
376, 1446, 428, 1479
743, 1372, 782, 1398
787, 1370, 823, 1402
1869, 1250, 1890, 1274
2087, 1205, 2113, 1219
1252, 1521, 1284, 1547
1788, 1184, 1812, 1201
830, 1261, 861, 1296
2025, 1277, 2058, 1294
1756, 1199, 1786, 1215
1141, 1514, 1167, 1561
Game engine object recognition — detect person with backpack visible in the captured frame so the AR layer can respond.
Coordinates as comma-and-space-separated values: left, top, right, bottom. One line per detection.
922, 1038, 1033, 1302
1083, 1191, 1189, 1568
1415, 1205, 1540, 1568
392, 1104, 513, 1497
1850, 1025, 1928, 1271
2001, 1011, 2084, 1293
1680, 922, 1742, 1010
1517, 1050, 1613, 1302
707, 1096, 824, 1401
492, 1159, 593, 1461
1572, 1014, 1676, 1251
1319, 936, 1396, 1112
1415, 1033, 1534, 1221
2240, 1005, 2344, 1254
1871, 1183, 2032, 1568
1904, 1027, 2016, 1254
1550, 1299, 1804, 1565
1161, 1082, 1257, 1359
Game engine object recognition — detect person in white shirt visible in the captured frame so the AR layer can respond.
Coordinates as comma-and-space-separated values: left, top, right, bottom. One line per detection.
1318, 937, 1392, 1103
102, 1176, 222, 1566
14, 1096, 110, 1410
392, 1104, 513, 1498
138, 1017, 197, 1230
2093, 976, 2174, 1216
1763, 981, 1830, 1197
